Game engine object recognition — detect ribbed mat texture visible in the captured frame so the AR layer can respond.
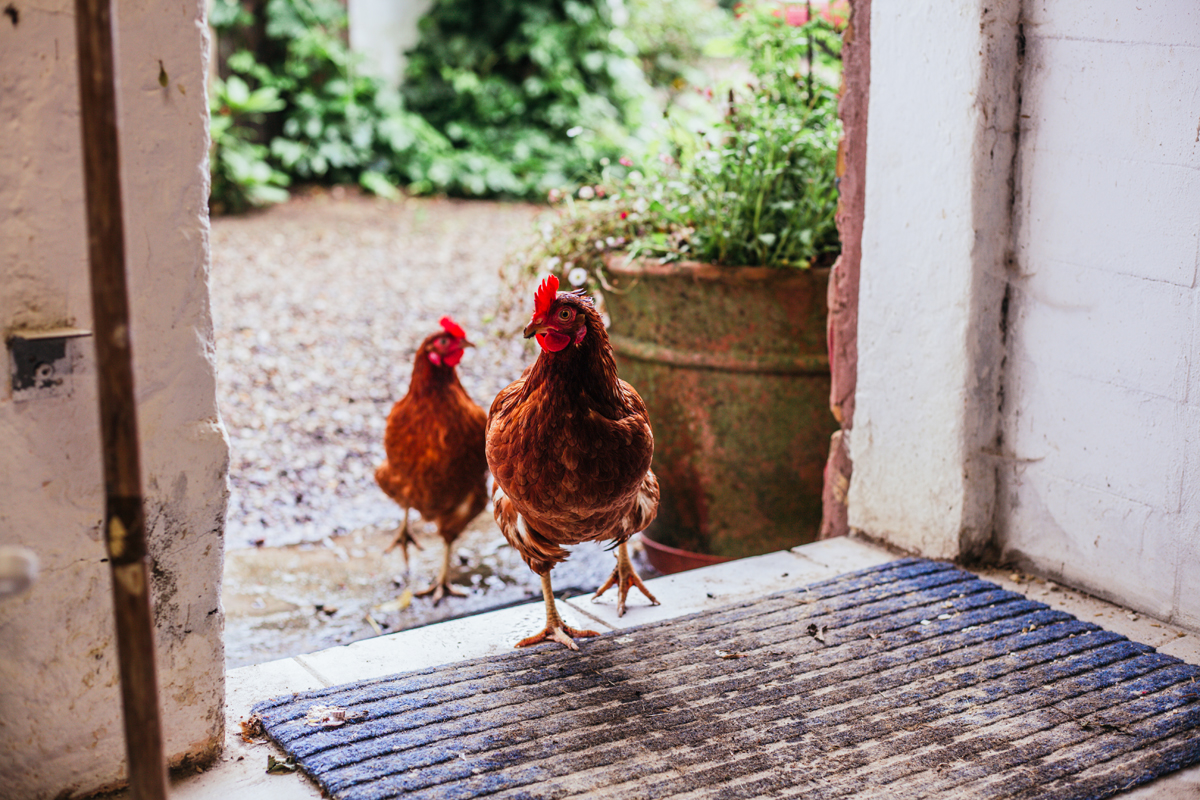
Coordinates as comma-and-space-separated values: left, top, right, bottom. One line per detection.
253, 558, 1200, 799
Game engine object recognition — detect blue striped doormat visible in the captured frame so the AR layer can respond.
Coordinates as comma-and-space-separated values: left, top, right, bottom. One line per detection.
252, 558, 1200, 799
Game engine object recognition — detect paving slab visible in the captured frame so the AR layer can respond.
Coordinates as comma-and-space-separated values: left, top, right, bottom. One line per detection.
163, 658, 327, 799
295, 602, 616, 686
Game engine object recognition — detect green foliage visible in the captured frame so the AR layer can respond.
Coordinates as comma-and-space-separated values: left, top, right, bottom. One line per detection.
209, 0, 450, 211
209, 0, 700, 207
621, 0, 727, 99
209, 74, 290, 214
513, 2, 843, 279
398, 0, 654, 198
684, 3, 842, 266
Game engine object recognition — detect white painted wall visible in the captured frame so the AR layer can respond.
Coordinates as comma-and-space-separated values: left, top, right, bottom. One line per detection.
997, 1, 1200, 629
348, 0, 434, 88
849, 0, 1018, 559
851, 0, 1200, 629
0, 1, 228, 797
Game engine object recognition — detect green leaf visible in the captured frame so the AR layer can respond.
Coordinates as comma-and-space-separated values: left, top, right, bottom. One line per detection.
359, 170, 400, 199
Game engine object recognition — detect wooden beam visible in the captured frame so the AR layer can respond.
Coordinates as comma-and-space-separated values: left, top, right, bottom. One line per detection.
73, 0, 169, 797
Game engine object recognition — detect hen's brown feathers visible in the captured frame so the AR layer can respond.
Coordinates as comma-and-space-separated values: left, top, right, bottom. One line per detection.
486, 294, 659, 574
375, 331, 488, 544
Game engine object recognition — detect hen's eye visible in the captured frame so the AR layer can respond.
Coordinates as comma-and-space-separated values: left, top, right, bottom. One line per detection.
437, 337, 449, 346
558, 308, 572, 321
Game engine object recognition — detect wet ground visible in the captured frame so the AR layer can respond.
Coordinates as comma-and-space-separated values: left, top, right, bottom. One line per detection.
222, 519, 645, 669
211, 190, 652, 668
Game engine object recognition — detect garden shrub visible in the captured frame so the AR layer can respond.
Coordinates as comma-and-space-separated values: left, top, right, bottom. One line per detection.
397, 0, 654, 198
209, 0, 448, 209
208, 0, 719, 209
511, 3, 845, 283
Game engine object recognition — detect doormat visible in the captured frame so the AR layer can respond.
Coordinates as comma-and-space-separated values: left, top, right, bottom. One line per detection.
252, 558, 1200, 799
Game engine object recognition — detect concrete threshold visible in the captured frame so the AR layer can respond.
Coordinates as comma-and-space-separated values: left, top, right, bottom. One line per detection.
112, 537, 1200, 799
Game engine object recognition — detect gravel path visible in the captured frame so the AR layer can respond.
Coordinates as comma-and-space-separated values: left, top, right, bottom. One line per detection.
211, 190, 541, 549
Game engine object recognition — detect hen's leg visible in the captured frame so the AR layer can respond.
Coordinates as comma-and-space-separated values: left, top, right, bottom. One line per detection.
517, 572, 599, 651
383, 509, 422, 565
414, 538, 467, 605
593, 540, 659, 617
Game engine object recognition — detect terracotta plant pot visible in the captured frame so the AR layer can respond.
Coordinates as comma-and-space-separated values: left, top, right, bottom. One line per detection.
604, 256, 835, 560
639, 532, 732, 575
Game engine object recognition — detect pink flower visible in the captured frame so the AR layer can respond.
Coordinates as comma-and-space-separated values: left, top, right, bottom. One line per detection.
823, 0, 849, 28
658, 153, 675, 166
619, 156, 634, 167
784, 5, 808, 26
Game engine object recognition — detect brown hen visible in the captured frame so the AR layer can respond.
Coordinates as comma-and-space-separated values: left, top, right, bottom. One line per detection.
486, 274, 659, 650
375, 317, 488, 604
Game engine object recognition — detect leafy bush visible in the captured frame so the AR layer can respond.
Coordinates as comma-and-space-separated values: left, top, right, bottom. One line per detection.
209, 0, 452, 209
511, 2, 843, 282
685, 2, 842, 266
209, 0, 720, 208
398, 0, 654, 198
209, 74, 290, 214
621, 0, 728, 102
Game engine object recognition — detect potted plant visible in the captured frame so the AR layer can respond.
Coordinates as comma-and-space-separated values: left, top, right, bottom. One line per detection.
510, 3, 845, 571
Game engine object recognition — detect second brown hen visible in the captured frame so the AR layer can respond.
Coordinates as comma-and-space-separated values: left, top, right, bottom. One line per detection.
375, 317, 488, 604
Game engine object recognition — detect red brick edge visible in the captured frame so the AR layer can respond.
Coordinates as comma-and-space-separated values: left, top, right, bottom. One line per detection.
820, 0, 869, 539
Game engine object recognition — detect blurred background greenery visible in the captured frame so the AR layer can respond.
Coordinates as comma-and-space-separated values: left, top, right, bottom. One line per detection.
208, 0, 846, 225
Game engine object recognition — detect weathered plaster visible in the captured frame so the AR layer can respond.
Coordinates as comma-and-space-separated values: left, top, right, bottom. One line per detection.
998, 0, 1200, 629
847, 0, 1019, 560
0, 1, 228, 797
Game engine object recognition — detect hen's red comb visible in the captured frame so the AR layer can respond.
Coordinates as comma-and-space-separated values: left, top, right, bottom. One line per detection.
439, 316, 466, 339
534, 273, 559, 318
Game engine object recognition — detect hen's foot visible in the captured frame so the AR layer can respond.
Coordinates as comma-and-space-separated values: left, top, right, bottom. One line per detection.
382, 512, 422, 565
593, 540, 659, 616
412, 540, 464, 606
413, 579, 467, 606
516, 623, 600, 651
517, 571, 599, 651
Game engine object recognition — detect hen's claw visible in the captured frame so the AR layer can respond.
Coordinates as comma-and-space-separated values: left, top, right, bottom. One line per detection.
516, 623, 600, 651
414, 579, 467, 606
383, 511, 422, 565
518, 571, 599, 650
413, 539, 464, 606
593, 540, 659, 616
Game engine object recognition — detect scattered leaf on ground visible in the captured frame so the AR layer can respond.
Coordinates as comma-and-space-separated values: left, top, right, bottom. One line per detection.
239, 715, 266, 743
267, 754, 297, 774
375, 589, 414, 614
304, 704, 368, 727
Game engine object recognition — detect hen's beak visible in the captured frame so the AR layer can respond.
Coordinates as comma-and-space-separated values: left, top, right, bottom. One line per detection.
523, 319, 545, 339
461, 339, 476, 348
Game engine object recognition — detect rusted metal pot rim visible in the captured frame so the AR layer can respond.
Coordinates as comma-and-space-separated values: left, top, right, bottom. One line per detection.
603, 254, 830, 284
639, 532, 733, 575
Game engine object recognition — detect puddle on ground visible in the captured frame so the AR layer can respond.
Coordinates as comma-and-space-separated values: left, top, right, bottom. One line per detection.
222, 514, 658, 668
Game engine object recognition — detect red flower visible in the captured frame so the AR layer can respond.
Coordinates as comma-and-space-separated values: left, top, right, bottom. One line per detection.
619, 211, 628, 220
